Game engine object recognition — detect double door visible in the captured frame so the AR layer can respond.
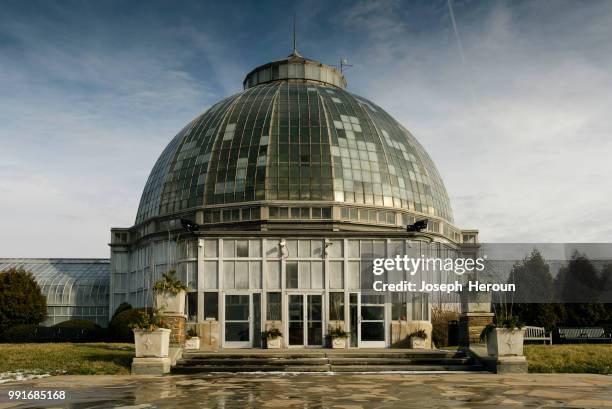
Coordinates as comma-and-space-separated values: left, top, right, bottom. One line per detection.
287, 293, 323, 347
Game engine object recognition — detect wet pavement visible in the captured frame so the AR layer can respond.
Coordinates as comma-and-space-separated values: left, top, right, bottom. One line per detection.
0, 373, 611, 408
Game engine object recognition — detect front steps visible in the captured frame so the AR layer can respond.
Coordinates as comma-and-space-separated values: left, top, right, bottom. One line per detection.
173, 349, 485, 374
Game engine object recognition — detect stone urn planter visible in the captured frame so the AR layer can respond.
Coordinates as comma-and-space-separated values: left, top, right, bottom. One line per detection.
331, 337, 347, 349
266, 336, 282, 349
409, 336, 426, 349
459, 291, 492, 314
155, 290, 186, 315
184, 336, 201, 350
263, 328, 283, 349
133, 328, 171, 358
486, 328, 524, 357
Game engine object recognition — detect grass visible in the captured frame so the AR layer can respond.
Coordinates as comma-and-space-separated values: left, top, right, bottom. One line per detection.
524, 344, 612, 374
0, 343, 134, 375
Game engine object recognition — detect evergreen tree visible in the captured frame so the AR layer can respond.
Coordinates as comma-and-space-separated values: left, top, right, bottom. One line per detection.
0, 268, 47, 335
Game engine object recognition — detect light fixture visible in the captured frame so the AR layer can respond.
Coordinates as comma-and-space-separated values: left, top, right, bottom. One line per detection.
407, 219, 428, 232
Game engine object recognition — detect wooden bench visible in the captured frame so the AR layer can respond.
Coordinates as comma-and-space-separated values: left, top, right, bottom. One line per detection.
557, 327, 612, 344
523, 326, 552, 344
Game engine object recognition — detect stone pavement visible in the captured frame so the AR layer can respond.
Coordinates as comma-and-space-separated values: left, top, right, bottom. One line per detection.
0, 373, 611, 408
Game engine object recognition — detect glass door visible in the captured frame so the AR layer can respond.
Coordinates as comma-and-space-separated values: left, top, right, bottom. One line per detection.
359, 294, 386, 347
287, 294, 323, 347
288, 294, 304, 346
224, 293, 252, 348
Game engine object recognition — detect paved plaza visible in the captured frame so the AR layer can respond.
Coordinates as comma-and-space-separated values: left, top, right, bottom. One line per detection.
0, 373, 611, 408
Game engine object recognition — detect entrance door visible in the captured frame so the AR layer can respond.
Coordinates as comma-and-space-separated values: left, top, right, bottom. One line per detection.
224, 293, 252, 348
287, 294, 323, 347
357, 293, 386, 348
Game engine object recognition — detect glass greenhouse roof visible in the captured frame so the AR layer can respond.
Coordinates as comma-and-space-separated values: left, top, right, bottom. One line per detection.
135, 56, 454, 226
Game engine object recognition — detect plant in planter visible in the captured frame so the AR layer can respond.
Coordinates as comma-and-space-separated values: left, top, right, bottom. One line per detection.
262, 328, 283, 349
328, 327, 348, 349
130, 309, 171, 358
409, 329, 428, 349
480, 314, 524, 357
184, 328, 200, 350
153, 270, 189, 314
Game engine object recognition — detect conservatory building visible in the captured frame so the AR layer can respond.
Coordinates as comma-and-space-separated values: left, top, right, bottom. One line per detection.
109, 50, 478, 349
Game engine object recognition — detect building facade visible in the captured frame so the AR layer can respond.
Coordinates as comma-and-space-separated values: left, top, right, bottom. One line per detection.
109, 51, 478, 348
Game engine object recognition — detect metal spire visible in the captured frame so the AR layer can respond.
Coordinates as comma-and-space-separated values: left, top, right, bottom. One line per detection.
289, 14, 302, 57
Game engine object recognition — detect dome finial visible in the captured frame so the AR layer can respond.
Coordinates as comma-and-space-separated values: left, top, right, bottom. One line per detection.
289, 14, 302, 58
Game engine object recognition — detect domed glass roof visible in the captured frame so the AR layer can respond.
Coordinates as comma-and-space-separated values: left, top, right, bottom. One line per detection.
135, 55, 454, 226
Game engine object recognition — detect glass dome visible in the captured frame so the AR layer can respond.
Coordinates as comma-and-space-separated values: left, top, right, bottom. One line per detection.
135, 54, 454, 226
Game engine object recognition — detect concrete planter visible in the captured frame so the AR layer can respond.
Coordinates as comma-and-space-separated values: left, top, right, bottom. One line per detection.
486, 328, 524, 357
133, 328, 171, 358
155, 290, 186, 315
184, 337, 200, 350
331, 337, 347, 349
409, 336, 426, 349
266, 337, 282, 349
459, 291, 492, 314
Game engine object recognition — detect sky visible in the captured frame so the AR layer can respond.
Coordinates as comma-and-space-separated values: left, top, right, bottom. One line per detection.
1, 0, 611, 258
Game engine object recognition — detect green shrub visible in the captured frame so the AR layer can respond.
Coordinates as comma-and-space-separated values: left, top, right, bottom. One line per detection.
53, 319, 100, 329
3, 324, 39, 343
111, 302, 132, 321
0, 268, 47, 336
108, 307, 153, 342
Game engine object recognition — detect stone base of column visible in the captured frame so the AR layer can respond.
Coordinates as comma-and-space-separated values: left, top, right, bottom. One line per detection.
458, 312, 494, 346
131, 357, 171, 375
162, 313, 187, 346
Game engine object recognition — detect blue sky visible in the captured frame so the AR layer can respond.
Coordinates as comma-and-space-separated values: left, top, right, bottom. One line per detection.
1, 0, 611, 257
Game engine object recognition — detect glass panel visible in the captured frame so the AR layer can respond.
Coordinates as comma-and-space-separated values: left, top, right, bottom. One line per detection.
348, 261, 360, 289
307, 295, 323, 345
328, 240, 343, 258
298, 240, 311, 257
225, 294, 249, 320
223, 240, 235, 257
286, 262, 298, 288
288, 295, 304, 345
329, 292, 344, 321
348, 240, 359, 258
249, 240, 261, 257
311, 262, 323, 289
225, 322, 249, 342
223, 262, 235, 289
187, 292, 197, 322
250, 261, 261, 289
266, 240, 280, 257
253, 293, 261, 348
349, 293, 358, 347
203, 292, 218, 320
362, 306, 384, 320
298, 262, 311, 289
361, 322, 385, 341
266, 261, 281, 288
204, 240, 218, 258
235, 261, 249, 289
204, 261, 218, 289
267, 292, 281, 321
236, 240, 249, 257
329, 261, 343, 289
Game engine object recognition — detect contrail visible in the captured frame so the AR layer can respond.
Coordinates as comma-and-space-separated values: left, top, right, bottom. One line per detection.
447, 0, 467, 66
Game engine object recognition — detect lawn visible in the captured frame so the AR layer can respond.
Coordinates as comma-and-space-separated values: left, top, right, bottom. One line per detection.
0, 343, 134, 375
524, 344, 612, 374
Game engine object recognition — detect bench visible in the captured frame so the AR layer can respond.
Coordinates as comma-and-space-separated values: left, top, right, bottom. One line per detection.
557, 327, 612, 344
523, 326, 552, 344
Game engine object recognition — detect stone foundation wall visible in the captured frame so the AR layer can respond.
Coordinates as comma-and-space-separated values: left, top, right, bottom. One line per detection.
197, 321, 220, 350
163, 314, 186, 346
390, 321, 432, 348
458, 313, 494, 346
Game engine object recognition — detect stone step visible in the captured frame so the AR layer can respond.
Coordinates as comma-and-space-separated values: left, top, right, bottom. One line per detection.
173, 365, 332, 374
329, 364, 484, 372
177, 357, 472, 366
